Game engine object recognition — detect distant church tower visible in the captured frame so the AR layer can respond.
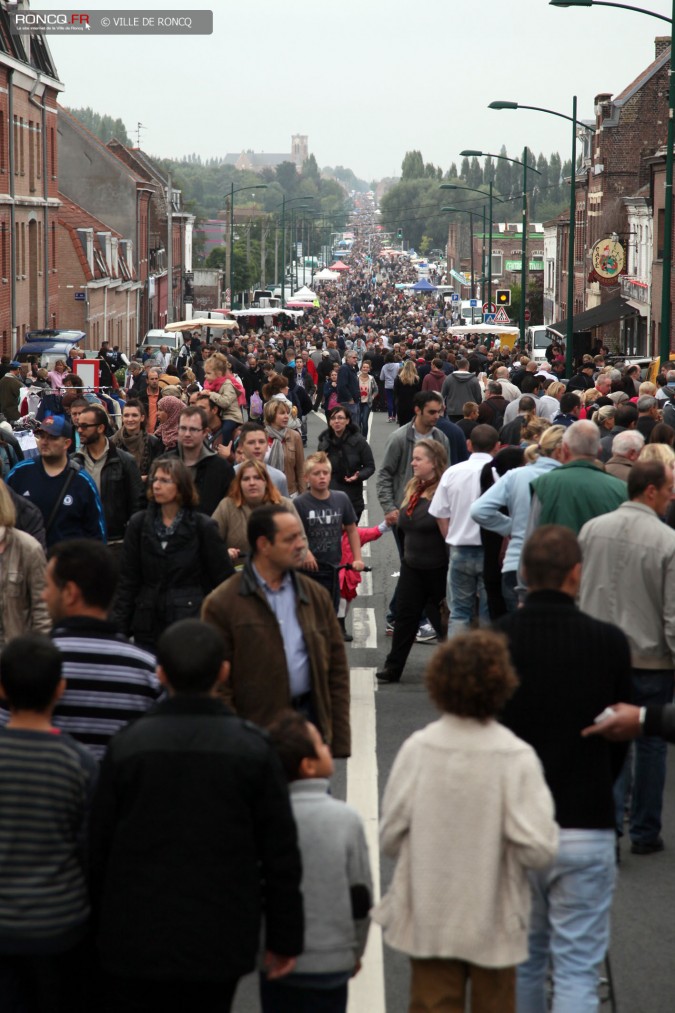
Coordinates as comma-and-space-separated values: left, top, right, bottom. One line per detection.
291, 134, 308, 167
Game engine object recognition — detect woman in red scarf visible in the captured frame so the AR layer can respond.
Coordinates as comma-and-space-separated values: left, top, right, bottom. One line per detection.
376, 439, 449, 684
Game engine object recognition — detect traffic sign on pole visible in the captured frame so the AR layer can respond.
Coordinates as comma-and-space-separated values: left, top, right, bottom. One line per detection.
451, 293, 460, 302
483, 302, 496, 314
469, 299, 478, 307
525, 308, 531, 322
484, 313, 496, 324
494, 307, 510, 324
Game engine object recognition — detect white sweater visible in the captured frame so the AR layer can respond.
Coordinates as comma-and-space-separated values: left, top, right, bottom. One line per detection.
373, 714, 558, 967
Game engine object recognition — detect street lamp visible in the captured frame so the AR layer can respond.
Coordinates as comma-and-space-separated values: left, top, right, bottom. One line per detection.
277, 195, 316, 307
550, 0, 674, 362
490, 99, 595, 377
440, 182, 504, 307
458, 149, 541, 346
226, 183, 268, 311
441, 206, 480, 300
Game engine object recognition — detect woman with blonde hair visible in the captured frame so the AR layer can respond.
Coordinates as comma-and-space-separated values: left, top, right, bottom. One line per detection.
520, 417, 551, 445
376, 439, 449, 683
593, 405, 616, 434
48, 358, 68, 390
263, 397, 304, 496
471, 425, 565, 612
0, 482, 50, 646
639, 442, 675, 467
211, 457, 297, 561
393, 359, 421, 427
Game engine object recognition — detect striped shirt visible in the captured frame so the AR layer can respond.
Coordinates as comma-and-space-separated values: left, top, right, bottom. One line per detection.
0, 728, 97, 953
50, 617, 161, 760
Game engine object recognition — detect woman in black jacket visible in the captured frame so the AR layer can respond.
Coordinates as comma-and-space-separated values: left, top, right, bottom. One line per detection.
113, 456, 233, 650
317, 406, 375, 520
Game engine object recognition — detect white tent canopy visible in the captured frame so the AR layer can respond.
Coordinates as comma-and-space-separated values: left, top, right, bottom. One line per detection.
447, 324, 520, 336
292, 285, 317, 301
313, 269, 340, 282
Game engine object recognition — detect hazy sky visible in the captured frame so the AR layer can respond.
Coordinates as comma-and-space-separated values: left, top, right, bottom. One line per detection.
45, 0, 666, 181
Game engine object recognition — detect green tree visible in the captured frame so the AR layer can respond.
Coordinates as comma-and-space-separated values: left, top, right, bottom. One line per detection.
401, 150, 425, 180
495, 146, 511, 198
460, 157, 471, 182
484, 155, 496, 186
301, 154, 320, 184
467, 157, 483, 189
67, 106, 130, 144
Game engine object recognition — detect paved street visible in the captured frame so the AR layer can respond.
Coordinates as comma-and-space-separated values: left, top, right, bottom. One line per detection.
230, 408, 675, 1012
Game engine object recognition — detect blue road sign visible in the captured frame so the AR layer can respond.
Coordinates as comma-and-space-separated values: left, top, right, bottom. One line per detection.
451, 293, 460, 302
469, 299, 478, 307
484, 313, 496, 323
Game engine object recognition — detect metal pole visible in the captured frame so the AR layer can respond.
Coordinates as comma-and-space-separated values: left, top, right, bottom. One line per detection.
166, 173, 173, 324
469, 212, 475, 297
481, 207, 486, 305
229, 181, 234, 311
566, 97, 577, 376
281, 198, 286, 308
660, 6, 675, 362
520, 147, 528, 348
488, 182, 493, 308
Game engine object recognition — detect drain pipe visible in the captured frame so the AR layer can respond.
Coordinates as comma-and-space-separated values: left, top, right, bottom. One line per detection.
28, 72, 50, 328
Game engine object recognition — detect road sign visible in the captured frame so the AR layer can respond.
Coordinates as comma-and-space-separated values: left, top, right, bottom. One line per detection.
494, 307, 510, 324
483, 302, 496, 314
469, 298, 478, 307
484, 313, 496, 324
451, 293, 460, 302
74, 292, 85, 301
525, 308, 531, 322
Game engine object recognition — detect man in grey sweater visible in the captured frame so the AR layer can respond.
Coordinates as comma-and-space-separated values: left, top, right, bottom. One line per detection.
441, 358, 483, 422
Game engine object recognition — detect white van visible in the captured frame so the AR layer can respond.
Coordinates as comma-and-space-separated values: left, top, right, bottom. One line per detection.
527, 325, 553, 364
460, 301, 483, 326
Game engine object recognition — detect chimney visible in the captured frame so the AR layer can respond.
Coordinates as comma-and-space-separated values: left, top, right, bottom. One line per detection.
594, 93, 613, 129
655, 36, 671, 59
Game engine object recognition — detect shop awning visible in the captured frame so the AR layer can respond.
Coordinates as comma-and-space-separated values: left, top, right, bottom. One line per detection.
549, 296, 638, 338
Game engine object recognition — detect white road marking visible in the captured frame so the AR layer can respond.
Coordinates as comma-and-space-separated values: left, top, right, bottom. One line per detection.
347, 667, 385, 1013
361, 509, 369, 526
351, 607, 377, 649
359, 571, 373, 598
363, 486, 368, 505
362, 542, 371, 558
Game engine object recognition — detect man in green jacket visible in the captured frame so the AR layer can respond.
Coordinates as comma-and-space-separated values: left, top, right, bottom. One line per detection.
528, 420, 626, 534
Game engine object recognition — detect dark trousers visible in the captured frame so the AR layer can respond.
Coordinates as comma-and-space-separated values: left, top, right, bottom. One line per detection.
260, 976, 347, 1013
101, 973, 239, 1013
0, 938, 92, 1013
305, 564, 340, 612
384, 562, 447, 677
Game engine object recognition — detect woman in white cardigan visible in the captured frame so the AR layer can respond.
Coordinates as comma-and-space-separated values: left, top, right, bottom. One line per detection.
374, 630, 558, 1013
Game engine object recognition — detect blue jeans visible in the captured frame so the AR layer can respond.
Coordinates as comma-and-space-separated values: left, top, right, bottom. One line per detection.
385, 388, 395, 418
341, 401, 360, 427
502, 570, 519, 614
613, 669, 673, 844
447, 546, 488, 637
517, 829, 616, 1013
360, 402, 371, 437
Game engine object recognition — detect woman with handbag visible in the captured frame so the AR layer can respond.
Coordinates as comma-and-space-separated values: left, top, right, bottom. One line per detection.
113, 457, 233, 650
376, 439, 449, 684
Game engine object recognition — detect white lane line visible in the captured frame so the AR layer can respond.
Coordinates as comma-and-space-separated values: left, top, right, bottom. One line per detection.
347, 667, 385, 1013
361, 509, 369, 526
363, 487, 368, 506
359, 571, 373, 598
362, 542, 371, 558
351, 607, 377, 649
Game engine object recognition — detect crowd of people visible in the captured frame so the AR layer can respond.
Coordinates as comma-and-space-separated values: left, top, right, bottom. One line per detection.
1, 201, 675, 1013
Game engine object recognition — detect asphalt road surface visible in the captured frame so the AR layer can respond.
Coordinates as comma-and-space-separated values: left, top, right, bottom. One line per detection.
232, 407, 675, 1013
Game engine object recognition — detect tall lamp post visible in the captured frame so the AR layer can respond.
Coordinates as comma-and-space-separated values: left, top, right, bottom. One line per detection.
458, 150, 541, 347
440, 182, 503, 306
226, 183, 268, 310
278, 195, 315, 307
441, 205, 487, 301
489, 99, 595, 377
550, 0, 674, 362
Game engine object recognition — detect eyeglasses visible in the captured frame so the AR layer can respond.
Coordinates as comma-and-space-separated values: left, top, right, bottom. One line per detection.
178, 425, 204, 434
152, 477, 176, 485
75, 422, 99, 430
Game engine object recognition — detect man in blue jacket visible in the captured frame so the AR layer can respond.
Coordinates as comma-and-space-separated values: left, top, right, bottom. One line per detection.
337, 350, 360, 426
7, 415, 105, 547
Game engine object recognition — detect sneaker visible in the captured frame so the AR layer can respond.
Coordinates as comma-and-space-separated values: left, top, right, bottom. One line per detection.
376, 669, 401, 684
630, 837, 664, 855
385, 620, 395, 635
415, 622, 437, 644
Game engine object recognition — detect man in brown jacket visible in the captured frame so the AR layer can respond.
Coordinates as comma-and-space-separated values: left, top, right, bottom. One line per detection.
202, 504, 351, 757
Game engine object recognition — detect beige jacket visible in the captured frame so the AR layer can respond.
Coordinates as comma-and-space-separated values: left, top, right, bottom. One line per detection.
1, 528, 51, 644
373, 714, 558, 967
211, 495, 299, 555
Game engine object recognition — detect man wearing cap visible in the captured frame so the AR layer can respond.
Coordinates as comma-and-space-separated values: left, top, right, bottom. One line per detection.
7, 415, 106, 547
0, 361, 22, 422
567, 362, 595, 394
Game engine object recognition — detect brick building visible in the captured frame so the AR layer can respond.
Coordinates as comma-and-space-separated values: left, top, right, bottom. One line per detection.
56, 195, 142, 349
0, 12, 62, 356
555, 38, 671, 354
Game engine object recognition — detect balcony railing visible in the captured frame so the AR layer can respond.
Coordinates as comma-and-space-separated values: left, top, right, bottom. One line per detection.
620, 275, 649, 305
